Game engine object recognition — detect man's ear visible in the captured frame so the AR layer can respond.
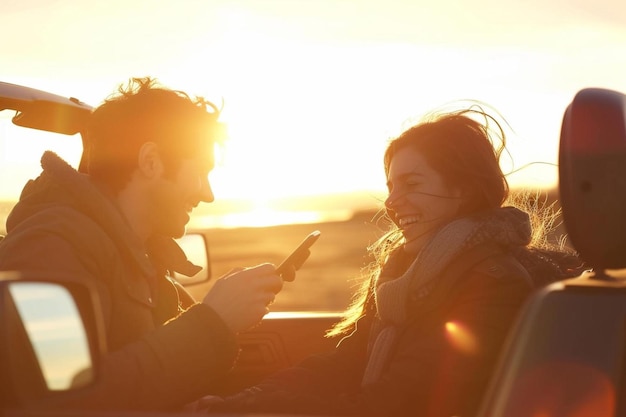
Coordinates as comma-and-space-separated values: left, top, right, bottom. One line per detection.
137, 142, 163, 179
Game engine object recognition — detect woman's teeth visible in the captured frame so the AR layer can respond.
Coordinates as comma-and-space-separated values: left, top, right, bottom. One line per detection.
398, 215, 421, 227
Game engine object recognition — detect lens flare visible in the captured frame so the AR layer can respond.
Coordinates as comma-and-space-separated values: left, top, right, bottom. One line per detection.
504, 361, 614, 417
445, 321, 478, 355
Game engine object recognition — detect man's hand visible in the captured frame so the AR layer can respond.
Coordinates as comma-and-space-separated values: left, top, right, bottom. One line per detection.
202, 263, 283, 333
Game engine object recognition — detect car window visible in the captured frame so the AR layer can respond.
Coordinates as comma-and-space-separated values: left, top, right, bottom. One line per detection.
0, 111, 83, 234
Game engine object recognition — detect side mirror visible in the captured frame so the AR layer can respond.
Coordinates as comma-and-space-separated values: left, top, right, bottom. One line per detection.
0, 271, 105, 410
173, 232, 211, 285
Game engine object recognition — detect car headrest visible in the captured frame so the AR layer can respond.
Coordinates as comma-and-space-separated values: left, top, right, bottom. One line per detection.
559, 88, 626, 269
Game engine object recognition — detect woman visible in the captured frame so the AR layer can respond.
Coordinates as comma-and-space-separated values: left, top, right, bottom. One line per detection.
206, 105, 583, 416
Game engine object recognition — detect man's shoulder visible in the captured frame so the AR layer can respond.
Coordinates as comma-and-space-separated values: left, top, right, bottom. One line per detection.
0, 204, 119, 275
2, 204, 115, 257
14, 204, 106, 235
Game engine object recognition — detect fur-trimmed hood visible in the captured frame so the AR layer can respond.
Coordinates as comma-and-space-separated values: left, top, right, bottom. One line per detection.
6, 150, 200, 277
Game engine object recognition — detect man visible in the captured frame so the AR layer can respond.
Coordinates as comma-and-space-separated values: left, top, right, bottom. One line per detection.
0, 77, 283, 410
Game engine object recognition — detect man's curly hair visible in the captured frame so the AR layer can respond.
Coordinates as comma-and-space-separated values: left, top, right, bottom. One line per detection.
86, 77, 225, 192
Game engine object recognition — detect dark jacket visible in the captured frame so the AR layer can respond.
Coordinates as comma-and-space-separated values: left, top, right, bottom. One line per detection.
215, 244, 533, 417
0, 152, 238, 410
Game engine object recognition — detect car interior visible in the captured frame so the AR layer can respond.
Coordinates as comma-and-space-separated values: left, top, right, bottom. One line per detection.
2, 83, 626, 416
478, 87, 626, 417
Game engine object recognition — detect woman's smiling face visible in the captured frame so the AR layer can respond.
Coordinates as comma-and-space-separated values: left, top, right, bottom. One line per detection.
385, 146, 463, 254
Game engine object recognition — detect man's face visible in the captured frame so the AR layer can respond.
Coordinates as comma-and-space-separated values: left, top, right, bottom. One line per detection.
150, 152, 215, 238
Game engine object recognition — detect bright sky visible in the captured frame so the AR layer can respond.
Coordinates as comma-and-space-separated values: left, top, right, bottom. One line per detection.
2, 0, 626, 213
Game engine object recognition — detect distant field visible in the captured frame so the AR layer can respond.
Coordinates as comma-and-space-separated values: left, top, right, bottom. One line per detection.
188, 209, 388, 313
193, 193, 571, 313
1, 187, 571, 314
0, 199, 387, 312
0, 200, 12, 235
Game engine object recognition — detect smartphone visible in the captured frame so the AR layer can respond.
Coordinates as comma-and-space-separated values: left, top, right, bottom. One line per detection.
276, 230, 321, 281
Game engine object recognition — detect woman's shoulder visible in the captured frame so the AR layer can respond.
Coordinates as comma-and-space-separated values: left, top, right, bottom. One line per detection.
442, 243, 533, 290
451, 242, 583, 291
436, 246, 535, 310
409, 244, 532, 315
453, 244, 586, 302
469, 247, 533, 287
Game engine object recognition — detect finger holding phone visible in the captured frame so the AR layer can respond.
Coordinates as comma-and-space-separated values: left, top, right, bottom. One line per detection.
276, 230, 321, 282
202, 230, 320, 332
202, 263, 283, 332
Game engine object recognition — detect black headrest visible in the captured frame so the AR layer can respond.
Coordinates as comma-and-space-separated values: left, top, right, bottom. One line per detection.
559, 88, 626, 269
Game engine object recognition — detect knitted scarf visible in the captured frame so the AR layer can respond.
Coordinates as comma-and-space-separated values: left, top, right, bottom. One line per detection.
361, 206, 531, 386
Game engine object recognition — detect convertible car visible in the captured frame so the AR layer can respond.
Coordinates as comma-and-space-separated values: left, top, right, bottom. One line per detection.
1, 81, 626, 417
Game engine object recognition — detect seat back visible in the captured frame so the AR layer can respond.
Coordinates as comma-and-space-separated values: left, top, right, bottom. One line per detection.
559, 88, 626, 269
478, 88, 626, 417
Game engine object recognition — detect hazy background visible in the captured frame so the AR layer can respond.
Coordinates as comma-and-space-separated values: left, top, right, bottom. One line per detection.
2, 0, 626, 224
1, 0, 623, 311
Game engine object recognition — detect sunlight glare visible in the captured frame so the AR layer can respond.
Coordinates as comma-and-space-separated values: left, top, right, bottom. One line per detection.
445, 321, 478, 355
504, 361, 615, 417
